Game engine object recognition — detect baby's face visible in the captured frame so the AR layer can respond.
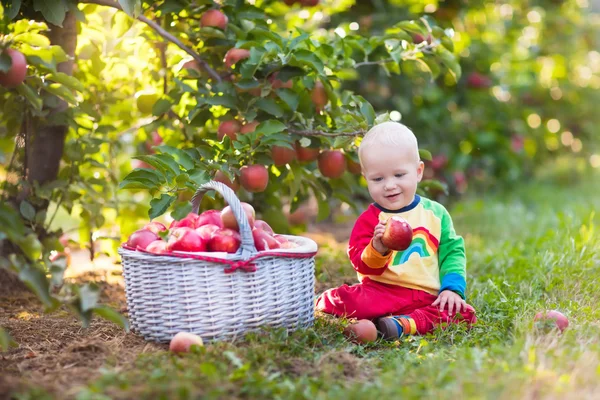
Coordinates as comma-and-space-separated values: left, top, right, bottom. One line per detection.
361, 143, 424, 210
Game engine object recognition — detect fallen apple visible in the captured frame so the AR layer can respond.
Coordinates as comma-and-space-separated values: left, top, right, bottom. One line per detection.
168, 227, 206, 252
534, 310, 569, 333
381, 216, 413, 251
169, 332, 204, 353
208, 228, 242, 253
343, 319, 378, 344
127, 229, 160, 250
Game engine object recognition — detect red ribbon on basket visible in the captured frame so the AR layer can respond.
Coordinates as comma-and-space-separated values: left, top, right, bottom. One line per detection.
223, 260, 257, 274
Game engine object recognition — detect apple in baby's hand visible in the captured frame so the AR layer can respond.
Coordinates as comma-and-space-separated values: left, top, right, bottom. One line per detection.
254, 219, 274, 235
208, 228, 241, 253
195, 224, 220, 241
170, 212, 200, 229
145, 240, 169, 254
196, 210, 224, 228
220, 202, 255, 231
169, 332, 204, 353
143, 221, 167, 235
381, 216, 413, 251
534, 310, 569, 333
252, 228, 280, 251
168, 227, 206, 252
127, 229, 159, 250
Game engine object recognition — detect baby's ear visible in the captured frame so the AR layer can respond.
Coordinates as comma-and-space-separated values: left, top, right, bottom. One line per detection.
417, 161, 425, 182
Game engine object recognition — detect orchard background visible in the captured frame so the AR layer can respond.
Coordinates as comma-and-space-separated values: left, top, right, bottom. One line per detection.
1, 0, 599, 398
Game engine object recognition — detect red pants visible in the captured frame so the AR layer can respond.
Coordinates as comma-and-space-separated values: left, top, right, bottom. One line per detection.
315, 277, 476, 335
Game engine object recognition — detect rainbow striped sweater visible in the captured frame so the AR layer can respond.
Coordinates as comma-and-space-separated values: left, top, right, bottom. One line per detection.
348, 195, 467, 299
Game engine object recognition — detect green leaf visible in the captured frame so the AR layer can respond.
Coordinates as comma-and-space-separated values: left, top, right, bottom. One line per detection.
149, 194, 176, 219
93, 305, 130, 331
18, 264, 59, 310
3, 0, 22, 20
419, 149, 432, 161
290, 50, 324, 74
204, 95, 237, 109
152, 98, 173, 116
312, 188, 330, 222
0, 327, 18, 351
155, 145, 196, 170
19, 201, 36, 221
79, 283, 100, 312
112, 9, 134, 37
17, 234, 42, 261
16, 84, 43, 112
0, 203, 25, 238
33, 0, 68, 27
119, 168, 162, 190
187, 168, 210, 187
44, 82, 77, 105
395, 20, 424, 35
436, 47, 461, 82
14, 32, 50, 47
276, 88, 299, 112
441, 36, 454, 52
45, 72, 85, 92
359, 100, 376, 126
117, 0, 141, 17
255, 98, 284, 117
171, 201, 192, 220
0, 52, 11, 73
256, 120, 286, 136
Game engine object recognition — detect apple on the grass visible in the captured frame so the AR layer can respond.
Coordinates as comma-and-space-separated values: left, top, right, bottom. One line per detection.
196, 224, 220, 241
220, 202, 255, 231
196, 210, 224, 228
534, 310, 569, 333
145, 240, 169, 254
170, 213, 200, 229
144, 221, 167, 235
381, 216, 413, 251
169, 332, 204, 353
252, 228, 280, 251
208, 228, 241, 253
168, 227, 206, 252
127, 229, 160, 250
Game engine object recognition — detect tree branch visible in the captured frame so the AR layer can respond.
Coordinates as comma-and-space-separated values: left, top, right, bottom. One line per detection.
79, 0, 222, 83
287, 128, 366, 137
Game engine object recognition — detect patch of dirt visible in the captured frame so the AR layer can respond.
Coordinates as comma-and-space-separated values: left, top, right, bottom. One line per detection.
0, 271, 165, 399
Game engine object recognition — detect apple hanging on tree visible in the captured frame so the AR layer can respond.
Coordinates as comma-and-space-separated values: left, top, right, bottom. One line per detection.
0, 48, 27, 88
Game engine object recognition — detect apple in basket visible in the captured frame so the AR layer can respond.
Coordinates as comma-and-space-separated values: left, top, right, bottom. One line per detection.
168, 227, 207, 252
221, 202, 255, 231
143, 221, 167, 234
254, 219, 274, 235
170, 212, 200, 229
196, 224, 220, 241
207, 228, 241, 253
127, 229, 160, 250
145, 240, 169, 254
252, 228, 280, 251
196, 209, 223, 228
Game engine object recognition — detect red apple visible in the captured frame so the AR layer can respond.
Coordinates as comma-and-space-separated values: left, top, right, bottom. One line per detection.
295, 143, 320, 162
0, 49, 27, 88
318, 150, 346, 179
430, 155, 448, 170
144, 221, 167, 235
279, 241, 299, 249
381, 216, 413, 251
274, 234, 289, 244
466, 72, 492, 89
271, 145, 296, 166
284, 0, 296, 5
412, 33, 432, 44
196, 210, 224, 228
200, 9, 228, 30
252, 228, 281, 251
169, 332, 204, 353
168, 227, 207, 252
214, 170, 240, 192
169, 213, 200, 229
208, 228, 241, 253
127, 229, 160, 250
534, 310, 569, 333
217, 120, 242, 141
145, 240, 169, 254
300, 0, 320, 6
240, 121, 260, 135
240, 164, 269, 192
347, 158, 361, 175
182, 59, 201, 72
311, 81, 328, 111
224, 48, 250, 69
220, 202, 255, 231
195, 224, 220, 241
254, 219, 274, 235
343, 319, 378, 344
268, 72, 293, 89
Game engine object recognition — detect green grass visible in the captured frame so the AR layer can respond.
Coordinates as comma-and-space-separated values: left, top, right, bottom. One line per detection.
16, 175, 600, 399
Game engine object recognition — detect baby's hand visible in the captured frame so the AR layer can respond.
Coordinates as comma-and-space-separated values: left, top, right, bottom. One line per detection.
372, 221, 389, 255
432, 290, 467, 316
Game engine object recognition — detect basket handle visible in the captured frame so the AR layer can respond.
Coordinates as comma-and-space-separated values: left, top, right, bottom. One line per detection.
191, 180, 257, 260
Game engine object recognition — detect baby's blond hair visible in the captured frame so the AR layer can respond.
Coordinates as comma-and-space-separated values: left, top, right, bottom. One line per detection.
358, 121, 420, 167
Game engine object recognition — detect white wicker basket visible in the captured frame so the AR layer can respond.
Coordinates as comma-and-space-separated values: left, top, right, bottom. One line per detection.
118, 181, 317, 343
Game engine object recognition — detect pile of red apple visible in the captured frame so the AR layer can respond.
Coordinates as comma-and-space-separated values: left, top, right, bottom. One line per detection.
125, 202, 298, 255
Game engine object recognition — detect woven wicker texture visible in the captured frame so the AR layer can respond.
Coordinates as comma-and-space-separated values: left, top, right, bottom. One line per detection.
119, 181, 317, 343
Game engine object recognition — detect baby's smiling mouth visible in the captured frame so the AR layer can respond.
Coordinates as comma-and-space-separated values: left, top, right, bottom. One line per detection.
385, 192, 401, 199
